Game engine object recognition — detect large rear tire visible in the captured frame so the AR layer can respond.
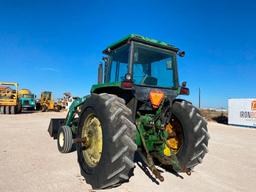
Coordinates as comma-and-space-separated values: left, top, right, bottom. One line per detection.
77, 93, 137, 189
170, 100, 210, 171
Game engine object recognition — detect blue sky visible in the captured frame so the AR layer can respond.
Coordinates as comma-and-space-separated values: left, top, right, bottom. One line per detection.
0, 0, 256, 108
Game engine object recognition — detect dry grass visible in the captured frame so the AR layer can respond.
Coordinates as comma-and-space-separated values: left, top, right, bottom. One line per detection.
200, 109, 228, 124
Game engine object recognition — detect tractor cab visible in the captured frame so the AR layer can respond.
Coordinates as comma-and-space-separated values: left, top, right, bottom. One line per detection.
104, 35, 179, 87
95, 34, 189, 100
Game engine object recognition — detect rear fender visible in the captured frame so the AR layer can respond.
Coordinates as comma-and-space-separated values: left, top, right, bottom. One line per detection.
172, 98, 192, 105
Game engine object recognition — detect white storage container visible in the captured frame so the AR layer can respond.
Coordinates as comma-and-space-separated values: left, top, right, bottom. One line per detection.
228, 99, 256, 127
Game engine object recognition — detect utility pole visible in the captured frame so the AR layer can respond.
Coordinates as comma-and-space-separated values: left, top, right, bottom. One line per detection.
199, 88, 201, 109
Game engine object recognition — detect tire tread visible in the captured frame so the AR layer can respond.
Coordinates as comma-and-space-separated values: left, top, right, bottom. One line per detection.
78, 93, 137, 189
173, 100, 209, 171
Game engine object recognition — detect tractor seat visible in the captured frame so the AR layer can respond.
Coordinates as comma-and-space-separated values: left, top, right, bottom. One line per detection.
141, 75, 158, 86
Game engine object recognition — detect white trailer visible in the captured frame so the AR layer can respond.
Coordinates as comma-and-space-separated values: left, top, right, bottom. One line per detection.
228, 98, 256, 127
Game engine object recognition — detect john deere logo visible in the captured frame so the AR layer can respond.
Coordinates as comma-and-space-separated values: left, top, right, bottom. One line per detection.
252, 100, 256, 110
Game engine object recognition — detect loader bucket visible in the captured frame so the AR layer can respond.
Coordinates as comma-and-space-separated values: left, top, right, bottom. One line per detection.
48, 118, 65, 139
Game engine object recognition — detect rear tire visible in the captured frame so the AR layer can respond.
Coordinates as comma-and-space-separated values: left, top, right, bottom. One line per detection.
57, 126, 75, 153
170, 100, 210, 171
11, 106, 16, 114
5, 106, 10, 114
0, 106, 5, 114
77, 93, 137, 189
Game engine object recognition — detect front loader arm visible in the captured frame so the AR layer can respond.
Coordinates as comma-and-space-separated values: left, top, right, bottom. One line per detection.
48, 96, 88, 139
65, 96, 87, 127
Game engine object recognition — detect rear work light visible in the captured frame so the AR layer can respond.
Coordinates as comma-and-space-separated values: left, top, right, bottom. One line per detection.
149, 90, 165, 109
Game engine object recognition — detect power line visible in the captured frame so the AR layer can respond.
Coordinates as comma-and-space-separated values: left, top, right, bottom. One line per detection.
199, 88, 201, 109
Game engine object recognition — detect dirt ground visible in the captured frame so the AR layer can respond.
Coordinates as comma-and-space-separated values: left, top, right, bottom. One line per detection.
0, 112, 255, 192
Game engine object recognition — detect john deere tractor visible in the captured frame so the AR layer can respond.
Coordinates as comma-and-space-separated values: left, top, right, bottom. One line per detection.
48, 35, 209, 189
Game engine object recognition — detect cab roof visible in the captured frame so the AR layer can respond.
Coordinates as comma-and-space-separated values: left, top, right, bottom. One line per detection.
103, 34, 179, 54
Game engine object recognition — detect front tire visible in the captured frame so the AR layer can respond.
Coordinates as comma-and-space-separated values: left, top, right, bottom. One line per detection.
170, 100, 210, 172
41, 105, 47, 112
57, 126, 75, 153
54, 105, 61, 112
77, 93, 137, 189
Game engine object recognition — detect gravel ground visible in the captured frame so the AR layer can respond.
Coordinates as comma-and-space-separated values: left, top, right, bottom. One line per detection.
0, 112, 255, 192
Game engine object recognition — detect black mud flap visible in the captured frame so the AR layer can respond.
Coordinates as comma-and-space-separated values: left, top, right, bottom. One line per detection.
48, 118, 65, 139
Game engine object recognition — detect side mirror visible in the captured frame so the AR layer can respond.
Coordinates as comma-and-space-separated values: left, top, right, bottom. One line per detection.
98, 63, 103, 84
178, 50, 185, 57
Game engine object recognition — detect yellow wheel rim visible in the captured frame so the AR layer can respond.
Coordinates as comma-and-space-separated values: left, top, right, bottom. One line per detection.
59, 132, 64, 147
82, 114, 103, 167
165, 116, 183, 154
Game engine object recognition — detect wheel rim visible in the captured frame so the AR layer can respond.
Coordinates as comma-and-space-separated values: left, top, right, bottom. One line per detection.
82, 113, 103, 167
59, 131, 64, 147
166, 115, 184, 154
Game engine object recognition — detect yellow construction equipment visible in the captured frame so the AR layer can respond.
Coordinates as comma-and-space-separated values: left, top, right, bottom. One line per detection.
19, 89, 31, 95
40, 91, 61, 112
0, 82, 22, 114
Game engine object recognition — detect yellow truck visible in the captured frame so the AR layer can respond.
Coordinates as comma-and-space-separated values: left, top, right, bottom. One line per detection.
0, 82, 22, 114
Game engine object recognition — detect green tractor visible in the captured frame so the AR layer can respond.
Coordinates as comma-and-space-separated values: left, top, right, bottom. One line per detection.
48, 34, 209, 189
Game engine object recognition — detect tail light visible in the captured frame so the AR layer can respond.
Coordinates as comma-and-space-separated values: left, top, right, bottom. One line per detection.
180, 87, 189, 95
149, 90, 165, 109
121, 81, 133, 89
